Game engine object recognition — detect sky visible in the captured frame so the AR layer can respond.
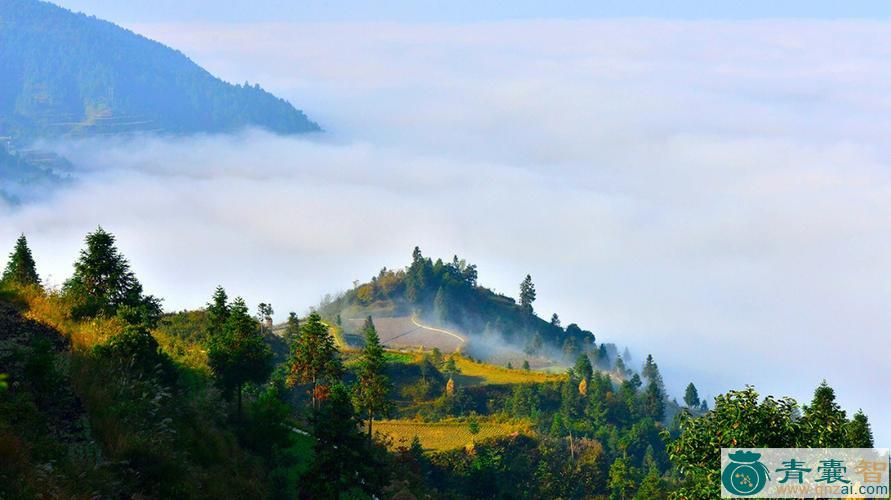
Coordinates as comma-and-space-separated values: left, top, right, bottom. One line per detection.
47, 0, 891, 22
4, 2, 890, 442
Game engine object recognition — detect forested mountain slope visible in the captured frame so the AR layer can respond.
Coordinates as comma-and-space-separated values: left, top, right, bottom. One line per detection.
0, 0, 319, 144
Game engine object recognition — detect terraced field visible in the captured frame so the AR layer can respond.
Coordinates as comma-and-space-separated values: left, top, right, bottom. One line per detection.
373, 419, 531, 452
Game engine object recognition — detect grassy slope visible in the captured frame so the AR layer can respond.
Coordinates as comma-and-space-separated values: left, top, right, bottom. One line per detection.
0, 287, 292, 498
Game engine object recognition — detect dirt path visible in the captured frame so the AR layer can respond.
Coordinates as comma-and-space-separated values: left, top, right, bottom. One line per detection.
410, 315, 466, 344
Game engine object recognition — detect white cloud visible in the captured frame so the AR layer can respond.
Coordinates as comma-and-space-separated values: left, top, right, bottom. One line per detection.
4, 19, 891, 442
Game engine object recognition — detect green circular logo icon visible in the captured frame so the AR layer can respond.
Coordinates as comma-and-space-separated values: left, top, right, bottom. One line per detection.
722, 450, 770, 496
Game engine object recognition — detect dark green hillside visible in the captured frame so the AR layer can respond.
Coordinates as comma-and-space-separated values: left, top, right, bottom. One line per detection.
0, 0, 319, 143
320, 247, 597, 362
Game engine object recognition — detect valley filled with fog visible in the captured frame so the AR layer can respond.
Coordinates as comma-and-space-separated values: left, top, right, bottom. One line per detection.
3, 19, 890, 442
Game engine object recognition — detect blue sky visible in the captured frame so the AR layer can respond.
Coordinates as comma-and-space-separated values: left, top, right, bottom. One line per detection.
54, 0, 891, 23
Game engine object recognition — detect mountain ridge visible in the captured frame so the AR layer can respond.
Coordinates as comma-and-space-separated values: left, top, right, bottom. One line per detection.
0, 0, 320, 145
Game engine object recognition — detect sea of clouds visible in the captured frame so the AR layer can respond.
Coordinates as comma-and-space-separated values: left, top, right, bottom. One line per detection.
2, 19, 889, 441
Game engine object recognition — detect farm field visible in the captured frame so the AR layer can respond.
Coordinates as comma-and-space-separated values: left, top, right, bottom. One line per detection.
373, 419, 531, 452
453, 356, 566, 386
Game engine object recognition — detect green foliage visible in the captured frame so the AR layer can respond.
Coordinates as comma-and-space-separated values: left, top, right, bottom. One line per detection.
683, 383, 700, 409
846, 410, 874, 447
206, 285, 230, 337
0, 0, 319, 145
93, 324, 177, 383
62, 227, 161, 326
1, 234, 40, 288
322, 246, 595, 361
304, 384, 386, 498
207, 297, 273, 416
800, 380, 848, 447
573, 353, 593, 382
667, 383, 872, 498
519, 274, 536, 312
287, 312, 342, 408
353, 316, 393, 436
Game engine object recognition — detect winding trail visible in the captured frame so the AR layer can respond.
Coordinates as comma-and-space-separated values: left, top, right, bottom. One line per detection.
410, 315, 467, 344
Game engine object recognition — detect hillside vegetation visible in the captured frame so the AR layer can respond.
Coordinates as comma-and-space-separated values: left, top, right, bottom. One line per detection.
0, 0, 319, 144
321, 247, 600, 366
0, 231, 877, 499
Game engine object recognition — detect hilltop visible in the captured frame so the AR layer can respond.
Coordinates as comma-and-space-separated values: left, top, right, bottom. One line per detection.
0, 0, 319, 145
319, 247, 607, 369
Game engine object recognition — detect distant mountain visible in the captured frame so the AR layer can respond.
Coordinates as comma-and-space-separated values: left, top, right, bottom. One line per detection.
0, 0, 320, 144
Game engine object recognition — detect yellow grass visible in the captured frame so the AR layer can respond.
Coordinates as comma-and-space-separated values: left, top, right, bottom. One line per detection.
373, 419, 531, 452
453, 355, 565, 385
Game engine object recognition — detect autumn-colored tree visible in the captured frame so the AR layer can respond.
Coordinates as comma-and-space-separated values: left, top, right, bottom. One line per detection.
288, 312, 342, 409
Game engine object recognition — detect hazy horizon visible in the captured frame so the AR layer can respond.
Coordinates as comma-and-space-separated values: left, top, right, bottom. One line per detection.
2, 10, 889, 443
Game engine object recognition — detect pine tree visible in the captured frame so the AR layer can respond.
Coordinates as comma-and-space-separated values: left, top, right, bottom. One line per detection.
353, 316, 392, 439
550, 313, 561, 328
305, 384, 384, 498
642, 354, 657, 381
523, 359, 530, 371
288, 312, 343, 409
206, 285, 230, 336
519, 274, 536, 312
207, 297, 273, 418
643, 378, 666, 421
684, 383, 700, 408
1, 234, 40, 288
573, 354, 593, 382
846, 410, 874, 447
634, 467, 666, 499
433, 287, 448, 322
284, 312, 300, 348
801, 381, 848, 447
63, 227, 161, 325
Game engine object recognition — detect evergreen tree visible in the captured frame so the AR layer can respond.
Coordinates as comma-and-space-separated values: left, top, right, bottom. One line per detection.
284, 312, 300, 348
304, 384, 385, 498
608, 456, 636, 500
801, 381, 848, 447
847, 410, 874, 447
523, 360, 530, 371
207, 297, 273, 418
550, 313, 561, 328
206, 285, 230, 336
643, 381, 666, 421
641, 354, 657, 381
353, 316, 392, 439
683, 383, 700, 408
1, 234, 40, 288
573, 354, 593, 382
519, 274, 536, 312
63, 227, 161, 325
634, 467, 666, 499
288, 312, 343, 409
433, 287, 448, 322
699, 399, 709, 411
614, 355, 627, 376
